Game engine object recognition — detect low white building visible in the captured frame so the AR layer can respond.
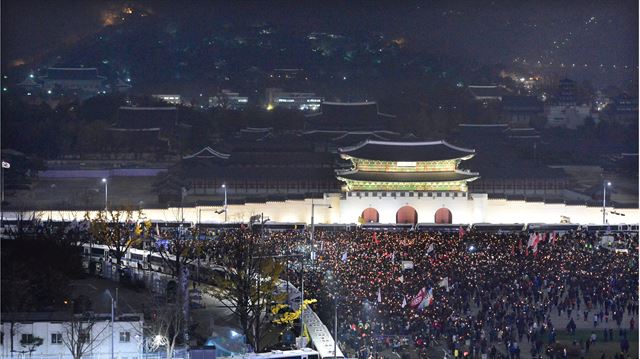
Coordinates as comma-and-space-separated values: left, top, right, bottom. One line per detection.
209, 90, 249, 110
0, 312, 143, 359
152, 95, 182, 106
265, 88, 322, 111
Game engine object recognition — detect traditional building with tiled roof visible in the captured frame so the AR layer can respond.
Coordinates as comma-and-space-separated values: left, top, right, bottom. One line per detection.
305, 102, 395, 130
336, 140, 479, 192
40, 67, 106, 93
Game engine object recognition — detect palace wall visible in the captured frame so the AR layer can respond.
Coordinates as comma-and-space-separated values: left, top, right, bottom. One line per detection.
5, 192, 636, 225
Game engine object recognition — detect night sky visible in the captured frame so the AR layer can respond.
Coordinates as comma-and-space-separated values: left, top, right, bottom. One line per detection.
2, 0, 638, 86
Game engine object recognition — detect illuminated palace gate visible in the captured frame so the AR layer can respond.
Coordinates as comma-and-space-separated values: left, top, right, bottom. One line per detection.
336, 140, 479, 224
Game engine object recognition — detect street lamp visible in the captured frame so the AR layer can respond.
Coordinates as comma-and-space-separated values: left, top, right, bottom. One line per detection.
102, 178, 108, 211
325, 270, 340, 359
1, 161, 9, 227
222, 184, 227, 222
105, 289, 118, 359
310, 198, 331, 255
303, 199, 331, 337
603, 181, 612, 224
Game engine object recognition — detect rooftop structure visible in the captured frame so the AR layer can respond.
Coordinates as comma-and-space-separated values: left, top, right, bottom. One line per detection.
451, 124, 569, 198
43, 68, 103, 81
337, 140, 479, 192
39, 67, 106, 93
305, 102, 395, 130
502, 95, 544, 128
467, 85, 505, 101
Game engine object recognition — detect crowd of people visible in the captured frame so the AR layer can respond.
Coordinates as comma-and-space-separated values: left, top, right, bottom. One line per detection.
259, 228, 638, 359
19, 218, 636, 358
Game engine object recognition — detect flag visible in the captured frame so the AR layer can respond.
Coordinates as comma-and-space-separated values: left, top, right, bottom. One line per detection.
527, 233, 535, 248
518, 239, 523, 254
459, 226, 466, 239
341, 251, 348, 263
398, 275, 404, 283
418, 288, 434, 311
401, 296, 407, 308
532, 233, 541, 255
426, 243, 434, 254
377, 288, 382, 303
410, 287, 426, 308
438, 277, 449, 292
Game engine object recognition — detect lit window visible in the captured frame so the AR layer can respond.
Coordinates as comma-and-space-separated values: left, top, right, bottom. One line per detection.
21, 334, 34, 344
120, 332, 131, 343
51, 333, 63, 344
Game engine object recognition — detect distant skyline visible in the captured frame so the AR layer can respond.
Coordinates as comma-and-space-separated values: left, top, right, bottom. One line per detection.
2, 0, 638, 87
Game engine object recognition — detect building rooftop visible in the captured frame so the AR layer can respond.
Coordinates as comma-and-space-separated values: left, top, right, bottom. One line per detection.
502, 96, 542, 109
44, 68, 104, 81
183, 146, 231, 160
339, 140, 475, 162
467, 85, 506, 99
0, 312, 142, 323
305, 102, 395, 130
336, 170, 479, 182
115, 107, 178, 129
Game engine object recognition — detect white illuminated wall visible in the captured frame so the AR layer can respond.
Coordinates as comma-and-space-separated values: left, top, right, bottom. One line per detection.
3, 192, 637, 225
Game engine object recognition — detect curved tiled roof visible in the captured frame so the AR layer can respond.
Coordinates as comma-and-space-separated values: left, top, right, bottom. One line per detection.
336, 170, 479, 182
45, 68, 102, 81
339, 140, 475, 162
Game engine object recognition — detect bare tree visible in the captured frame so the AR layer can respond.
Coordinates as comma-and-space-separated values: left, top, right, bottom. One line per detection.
207, 229, 284, 351
145, 297, 186, 359
61, 313, 109, 359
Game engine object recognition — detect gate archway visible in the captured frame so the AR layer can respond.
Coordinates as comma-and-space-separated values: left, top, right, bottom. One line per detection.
361, 208, 380, 223
396, 206, 418, 224
434, 208, 453, 224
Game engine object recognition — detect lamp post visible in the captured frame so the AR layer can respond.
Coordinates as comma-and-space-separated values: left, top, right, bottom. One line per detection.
105, 289, 118, 359
101, 178, 108, 211
326, 270, 339, 359
309, 199, 331, 255
305, 199, 330, 339
1, 161, 9, 228
603, 181, 612, 224
334, 298, 338, 359
222, 184, 227, 222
